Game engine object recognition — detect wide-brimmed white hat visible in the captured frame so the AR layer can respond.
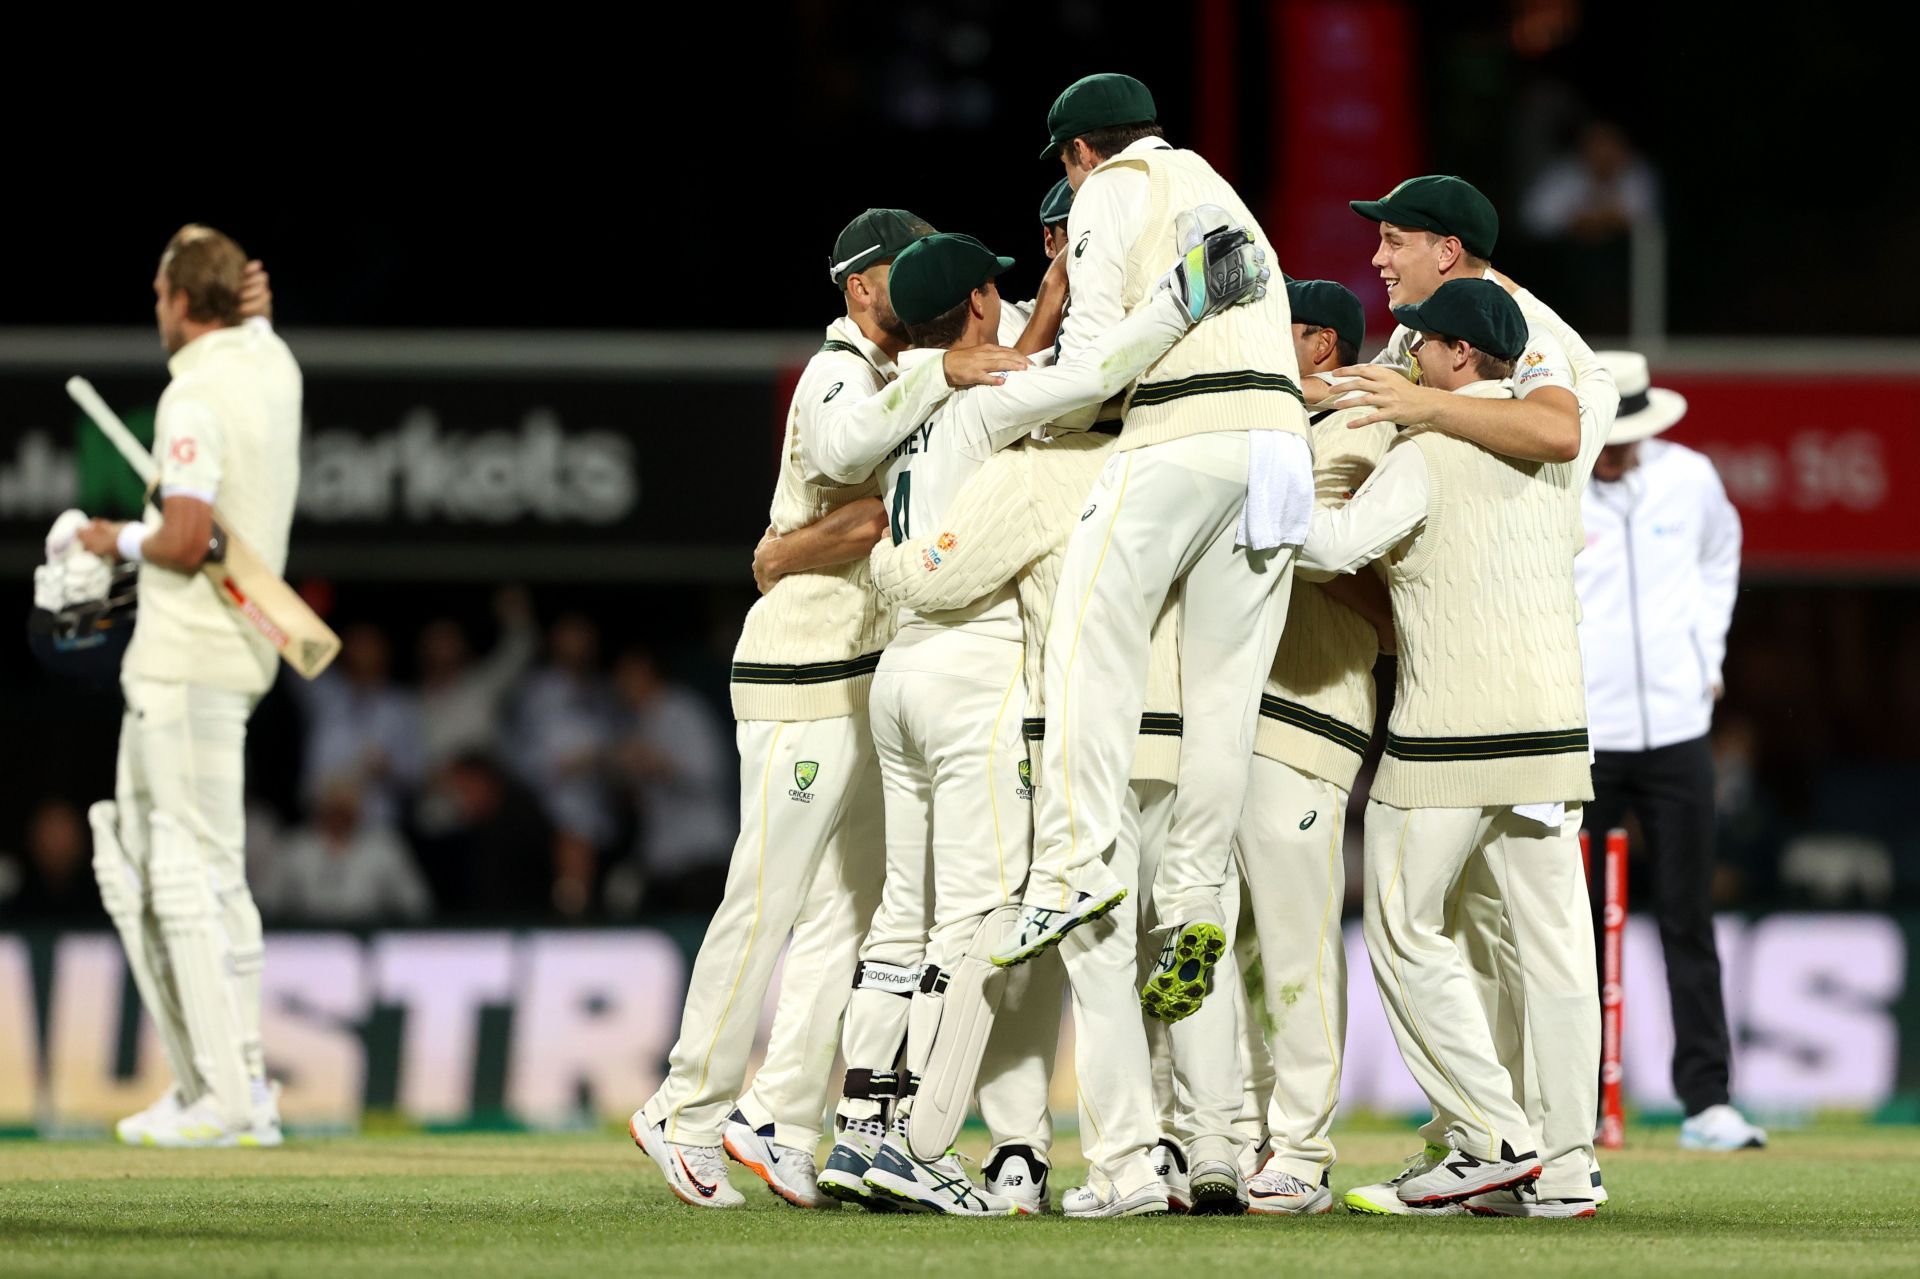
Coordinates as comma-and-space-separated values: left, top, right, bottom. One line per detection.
1599, 350, 1687, 444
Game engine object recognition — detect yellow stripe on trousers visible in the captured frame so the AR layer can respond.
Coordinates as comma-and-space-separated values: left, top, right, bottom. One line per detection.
670, 721, 782, 1140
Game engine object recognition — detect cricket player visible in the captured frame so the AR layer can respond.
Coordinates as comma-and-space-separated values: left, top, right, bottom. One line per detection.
1324, 175, 1620, 1217
75, 226, 300, 1147
1299, 279, 1605, 1214
812, 224, 1269, 1217
1236, 280, 1396, 1215
632, 209, 1026, 1210
990, 72, 1311, 1219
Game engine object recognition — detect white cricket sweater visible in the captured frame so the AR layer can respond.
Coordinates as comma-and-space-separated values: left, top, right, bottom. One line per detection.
729, 319, 898, 722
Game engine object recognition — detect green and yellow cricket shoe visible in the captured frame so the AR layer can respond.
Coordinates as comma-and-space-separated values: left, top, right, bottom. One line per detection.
1140, 921, 1227, 1023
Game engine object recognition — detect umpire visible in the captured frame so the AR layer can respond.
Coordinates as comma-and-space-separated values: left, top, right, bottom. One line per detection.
1575, 350, 1763, 1151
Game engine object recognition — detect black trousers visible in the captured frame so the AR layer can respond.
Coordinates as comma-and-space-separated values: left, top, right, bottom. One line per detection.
1584, 735, 1732, 1115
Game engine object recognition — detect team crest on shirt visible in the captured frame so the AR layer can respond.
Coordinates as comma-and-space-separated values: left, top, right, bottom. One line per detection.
789, 760, 820, 802
1016, 758, 1034, 801
1524, 351, 1544, 368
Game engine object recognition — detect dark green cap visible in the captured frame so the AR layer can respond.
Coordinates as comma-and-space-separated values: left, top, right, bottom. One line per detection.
1039, 73, 1156, 158
1349, 175, 1499, 260
889, 233, 1015, 327
829, 208, 936, 287
1286, 279, 1365, 355
1391, 278, 1527, 362
1038, 177, 1074, 227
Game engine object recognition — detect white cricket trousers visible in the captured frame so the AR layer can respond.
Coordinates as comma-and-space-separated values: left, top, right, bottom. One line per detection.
1234, 756, 1349, 1183
1137, 780, 1245, 1164
643, 712, 883, 1148
1026, 434, 1295, 932
1363, 801, 1597, 1171
864, 626, 1053, 1153
1416, 812, 1601, 1199
108, 675, 262, 1127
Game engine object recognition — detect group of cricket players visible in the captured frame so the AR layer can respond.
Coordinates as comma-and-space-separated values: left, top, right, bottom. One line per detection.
628, 72, 1620, 1220
64, 68, 1620, 1222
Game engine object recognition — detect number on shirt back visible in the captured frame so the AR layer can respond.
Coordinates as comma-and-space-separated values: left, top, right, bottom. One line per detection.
890, 471, 911, 546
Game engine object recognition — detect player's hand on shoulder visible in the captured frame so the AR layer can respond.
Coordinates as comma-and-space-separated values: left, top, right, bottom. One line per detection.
944, 345, 1029, 388
1157, 211, 1270, 326
1329, 364, 1434, 430
240, 260, 273, 322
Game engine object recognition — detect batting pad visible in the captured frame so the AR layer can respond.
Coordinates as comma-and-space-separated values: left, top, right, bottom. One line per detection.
908, 905, 1020, 1161
149, 810, 253, 1128
89, 801, 202, 1101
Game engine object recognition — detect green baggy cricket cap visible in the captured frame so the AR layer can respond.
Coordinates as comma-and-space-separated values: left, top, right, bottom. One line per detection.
1391, 278, 1528, 362
1040, 72, 1157, 158
1039, 177, 1074, 226
829, 208, 937, 286
889, 233, 1015, 327
1286, 279, 1366, 355
1350, 175, 1499, 260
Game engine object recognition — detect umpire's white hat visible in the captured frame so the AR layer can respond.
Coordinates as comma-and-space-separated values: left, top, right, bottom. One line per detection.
1599, 350, 1688, 444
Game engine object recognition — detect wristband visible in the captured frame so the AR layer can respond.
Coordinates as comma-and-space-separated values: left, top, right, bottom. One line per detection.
116, 521, 150, 563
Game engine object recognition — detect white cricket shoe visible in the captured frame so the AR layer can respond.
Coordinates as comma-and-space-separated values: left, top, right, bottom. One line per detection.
862, 1135, 1020, 1216
1466, 1185, 1598, 1218
985, 1143, 1050, 1215
144, 1091, 282, 1149
1679, 1104, 1767, 1151
1061, 1180, 1172, 1219
1343, 1143, 1462, 1216
1236, 1134, 1271, 1182
724, 1111, 830, 1209
1149, 1140, 1192, 1213
630, 1112, 744, 1208
1246, 1162, 1333, 1215
990, 878, 1129, 968
1187, 1136, 1247, 1215
818, 1123, 887, 1209
116, 1087, 190, 1146
1397, 1138, 1541, 1207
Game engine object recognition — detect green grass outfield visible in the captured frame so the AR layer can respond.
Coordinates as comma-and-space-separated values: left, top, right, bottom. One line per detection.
4, 1125, 1918, 1278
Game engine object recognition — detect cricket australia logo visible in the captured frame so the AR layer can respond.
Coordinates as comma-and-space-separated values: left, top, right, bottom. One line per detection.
1015, 758, 1034, 801
789, 760, 820, 803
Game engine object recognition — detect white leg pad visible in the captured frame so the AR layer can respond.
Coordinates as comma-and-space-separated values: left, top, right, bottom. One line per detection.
148, 810, 252, 1127
907, 905, 1019, 1161
89, 800, 203, 1100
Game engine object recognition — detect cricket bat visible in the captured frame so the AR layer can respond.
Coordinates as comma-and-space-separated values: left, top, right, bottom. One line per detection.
66, 376, 341, 680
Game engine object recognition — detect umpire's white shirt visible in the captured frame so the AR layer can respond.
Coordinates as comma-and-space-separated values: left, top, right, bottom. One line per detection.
1574, 439, 1741, 752
125, 320, 303, 695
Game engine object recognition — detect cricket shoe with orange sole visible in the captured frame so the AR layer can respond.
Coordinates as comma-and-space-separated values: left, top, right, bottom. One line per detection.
630, 1111, 744, 1208
724, 1110, 832, 1209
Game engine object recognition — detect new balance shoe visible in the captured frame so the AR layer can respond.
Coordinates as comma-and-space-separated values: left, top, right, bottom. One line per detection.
1679, 1104, 1767, 1152
1466, 1185, 1598, 1218
991, 887, 1129, 968
818, 1123, 887, 1209
863, 1135, 1021, 1216
1140, 922, 1227, 1023
1397, 1138, 1541, 1206
1187, 1136, 1247, 1215
1343, 1143, 1457, 1215
1150, 1140, 1192, 1213
723, 1111, 830, 1209
1246, 1163, 1333, 1215
117, 1087, 190, 1146
1061, 1180, 1172, 1219
985, 1143, 1050, 1215
630, 1112, 744, 1208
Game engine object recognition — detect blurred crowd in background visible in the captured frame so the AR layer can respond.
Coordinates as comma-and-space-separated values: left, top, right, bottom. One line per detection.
7, 578, 1918, 928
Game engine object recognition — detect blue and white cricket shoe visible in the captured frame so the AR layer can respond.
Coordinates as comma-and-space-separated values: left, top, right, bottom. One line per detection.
863, 1135, 1024, 1216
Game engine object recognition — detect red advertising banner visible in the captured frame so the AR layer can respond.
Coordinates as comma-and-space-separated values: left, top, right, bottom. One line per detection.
1661, 374, 1920, 575
1271, 0, 1419, 337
